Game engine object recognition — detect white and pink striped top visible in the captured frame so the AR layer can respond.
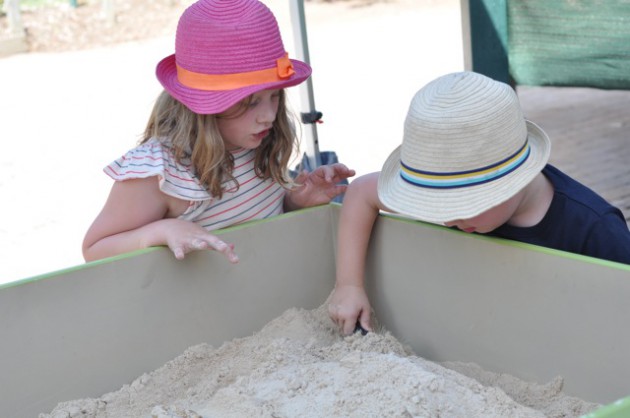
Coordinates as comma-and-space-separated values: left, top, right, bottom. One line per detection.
105, 138, 286, 231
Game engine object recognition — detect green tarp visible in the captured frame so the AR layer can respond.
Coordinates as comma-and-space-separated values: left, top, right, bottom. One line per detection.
469, 0, 630, 89
508, 1, 630, 89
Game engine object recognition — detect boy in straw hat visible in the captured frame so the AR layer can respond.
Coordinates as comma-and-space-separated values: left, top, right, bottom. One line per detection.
329, 71, 630, 335
83, 0, 354, 263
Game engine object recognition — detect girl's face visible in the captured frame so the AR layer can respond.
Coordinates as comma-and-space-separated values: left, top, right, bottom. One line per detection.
217, 89, 281, 151
443, 193, 521, 234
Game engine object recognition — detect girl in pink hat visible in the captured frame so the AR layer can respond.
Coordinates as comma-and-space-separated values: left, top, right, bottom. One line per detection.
82, 0, 354, 263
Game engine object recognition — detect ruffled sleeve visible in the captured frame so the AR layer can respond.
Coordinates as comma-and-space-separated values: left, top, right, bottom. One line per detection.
104, 138, 213, 201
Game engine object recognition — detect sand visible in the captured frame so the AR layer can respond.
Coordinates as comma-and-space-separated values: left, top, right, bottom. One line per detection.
39, 302, 600, 418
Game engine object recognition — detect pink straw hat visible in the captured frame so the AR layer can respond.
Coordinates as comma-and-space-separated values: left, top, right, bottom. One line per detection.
156, 0, 312, 114
377, 71, 551, 224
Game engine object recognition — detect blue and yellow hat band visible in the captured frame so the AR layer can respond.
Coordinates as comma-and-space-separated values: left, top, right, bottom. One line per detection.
400, 140, 531, 189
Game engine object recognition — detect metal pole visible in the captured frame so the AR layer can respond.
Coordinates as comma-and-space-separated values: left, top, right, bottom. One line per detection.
289, 0, 322, 169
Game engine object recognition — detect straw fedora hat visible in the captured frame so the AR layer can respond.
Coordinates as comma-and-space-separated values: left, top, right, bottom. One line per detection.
156, 0, 311, 114
378, 71, 551, 224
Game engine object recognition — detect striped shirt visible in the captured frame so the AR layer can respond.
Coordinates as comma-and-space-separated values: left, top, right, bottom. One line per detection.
105, 138, 286, 231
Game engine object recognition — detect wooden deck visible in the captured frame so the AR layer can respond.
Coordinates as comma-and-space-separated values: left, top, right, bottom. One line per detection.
517, 86, 630, 226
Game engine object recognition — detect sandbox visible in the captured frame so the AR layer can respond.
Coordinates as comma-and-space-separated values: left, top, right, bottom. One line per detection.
1, 204, 629, 417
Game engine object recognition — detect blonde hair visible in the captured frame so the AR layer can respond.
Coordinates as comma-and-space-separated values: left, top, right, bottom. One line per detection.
142, 90, 298, 199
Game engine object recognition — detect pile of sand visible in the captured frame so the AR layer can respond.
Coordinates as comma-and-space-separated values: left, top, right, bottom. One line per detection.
40, 303, 599, 417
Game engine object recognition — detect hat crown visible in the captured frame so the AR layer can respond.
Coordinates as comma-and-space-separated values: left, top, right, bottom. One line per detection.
401, 72, 528, 174
175, 0, 286, 75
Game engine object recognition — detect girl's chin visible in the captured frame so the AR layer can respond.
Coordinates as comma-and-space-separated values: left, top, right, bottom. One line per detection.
226, 141, 261, 151
248, 136, 265, 148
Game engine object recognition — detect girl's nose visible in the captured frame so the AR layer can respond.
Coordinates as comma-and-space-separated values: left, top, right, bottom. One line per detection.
256, 105, 275, 124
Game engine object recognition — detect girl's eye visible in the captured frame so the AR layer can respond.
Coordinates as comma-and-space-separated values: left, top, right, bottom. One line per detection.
248, 99, 260, 108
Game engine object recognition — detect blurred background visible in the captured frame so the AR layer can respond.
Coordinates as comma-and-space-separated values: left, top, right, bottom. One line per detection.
3, 0, 630, 285
0, 0, 465, 284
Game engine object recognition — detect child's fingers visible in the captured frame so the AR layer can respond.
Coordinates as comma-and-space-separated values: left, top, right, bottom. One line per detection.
294, 169, 309, 183
172, 246, 186, 260
208, 237, 240, 264
359, 310, 372, 333
223, 248, 239, 264
170, 237, 238, 264
324, 164, 355, 183
191, 239, 209, 250
342, 317, 357, 336
308, 165, 332, 182
321, 166, 335, 182
332, 184, 348, 196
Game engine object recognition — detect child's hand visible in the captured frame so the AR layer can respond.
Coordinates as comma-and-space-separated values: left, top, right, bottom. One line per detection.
286, 163, 356, 210
328, 284, 372, 335
165, 219, 239, 263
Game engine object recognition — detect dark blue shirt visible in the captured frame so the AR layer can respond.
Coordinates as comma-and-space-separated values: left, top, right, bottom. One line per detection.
489, 164, 630, 265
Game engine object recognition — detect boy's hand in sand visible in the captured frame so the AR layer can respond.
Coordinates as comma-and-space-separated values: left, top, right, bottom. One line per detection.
328, 284, 372, 335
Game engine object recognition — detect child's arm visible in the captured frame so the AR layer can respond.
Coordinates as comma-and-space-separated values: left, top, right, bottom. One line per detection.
284, 163, 355, 211
82, 177, 239, 263
328, 172, 386, 335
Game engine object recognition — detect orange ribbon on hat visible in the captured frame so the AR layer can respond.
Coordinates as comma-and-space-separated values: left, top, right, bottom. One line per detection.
176, 53, 295, 91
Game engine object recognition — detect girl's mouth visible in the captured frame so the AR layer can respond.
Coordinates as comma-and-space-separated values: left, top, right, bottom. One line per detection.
255, 129, 270, 140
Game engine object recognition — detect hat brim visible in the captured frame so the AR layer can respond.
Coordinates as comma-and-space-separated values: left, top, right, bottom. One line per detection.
156, 54, 312, 114
377, 121, 551, 224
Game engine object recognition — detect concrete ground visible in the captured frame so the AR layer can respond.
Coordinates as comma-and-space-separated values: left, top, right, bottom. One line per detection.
518, 86, 630, 218
1, 0, 629, 285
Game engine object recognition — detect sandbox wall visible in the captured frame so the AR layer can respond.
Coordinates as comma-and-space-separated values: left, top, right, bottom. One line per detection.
0, 207, 337, 418
1, 204, 629, 417
364, 212, 630, 404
